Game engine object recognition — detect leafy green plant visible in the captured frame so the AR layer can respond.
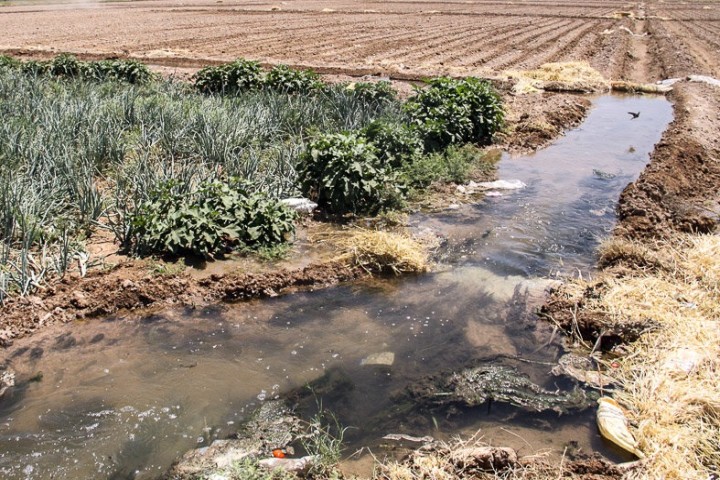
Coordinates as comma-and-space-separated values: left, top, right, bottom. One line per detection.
400, 144, 494, 188
404, 76, 504, 151
347, 80, 396, 103
49, 53, 83, 78
83, 59, 154, 84
298, 132, 401, 215
0, 55, 20, 69
264, 64, 323, 94
20, 60, 50, 76
193, 59, 263, 94
362, 120, 424, 168
130, 180, 296, 258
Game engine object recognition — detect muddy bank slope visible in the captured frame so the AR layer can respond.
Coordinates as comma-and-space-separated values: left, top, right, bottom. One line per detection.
616, 88, 720, 238
0, 261, 364, 348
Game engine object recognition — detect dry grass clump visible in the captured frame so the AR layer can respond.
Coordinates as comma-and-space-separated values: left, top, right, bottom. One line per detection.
335, 229, 431, 274
597, 237, 676, 272
580, 234, 720, 479
504, 62, 609, 94
375, 433, 519, 480
374, 432, 622, 480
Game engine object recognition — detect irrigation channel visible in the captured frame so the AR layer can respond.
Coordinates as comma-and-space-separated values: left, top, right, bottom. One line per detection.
0, 95, 673, 479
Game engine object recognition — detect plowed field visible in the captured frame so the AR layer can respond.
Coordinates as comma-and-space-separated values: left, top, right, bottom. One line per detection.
1, 0, 717, 81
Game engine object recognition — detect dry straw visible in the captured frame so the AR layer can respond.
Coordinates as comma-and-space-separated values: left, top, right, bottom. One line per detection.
587, 234, 720, 479
504, 62, 610, 94
334, 228, 430, 275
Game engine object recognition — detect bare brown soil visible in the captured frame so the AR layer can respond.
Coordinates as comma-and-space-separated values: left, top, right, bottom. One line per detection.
0, 0, 687, 82
500, 93, 592, 152
616, 82, 720, 239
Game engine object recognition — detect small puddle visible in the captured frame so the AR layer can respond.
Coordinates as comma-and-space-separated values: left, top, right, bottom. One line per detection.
0, 95, 673, 480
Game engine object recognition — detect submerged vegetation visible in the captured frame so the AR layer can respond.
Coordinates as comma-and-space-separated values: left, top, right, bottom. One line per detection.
0, 54, 505, 302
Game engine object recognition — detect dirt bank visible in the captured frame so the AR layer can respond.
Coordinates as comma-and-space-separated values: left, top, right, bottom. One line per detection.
0, 259, 366, 348
615, 82, 720, 239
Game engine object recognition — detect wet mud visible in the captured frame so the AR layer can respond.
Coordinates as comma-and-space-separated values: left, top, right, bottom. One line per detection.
0, 260, 366, 348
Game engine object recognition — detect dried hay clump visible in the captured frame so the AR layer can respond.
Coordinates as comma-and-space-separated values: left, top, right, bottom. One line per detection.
375, 433, 518, 480
504, 62, 609, 94
336, 229, 430, 275
597, 236, 676, 272
576, 233, 720, 479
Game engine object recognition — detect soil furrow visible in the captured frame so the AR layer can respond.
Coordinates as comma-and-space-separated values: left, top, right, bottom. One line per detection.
462, 18, 569, 69
484, 19, 582, 70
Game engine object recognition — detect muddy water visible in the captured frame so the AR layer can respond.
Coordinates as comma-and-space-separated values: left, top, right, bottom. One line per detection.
0, 95, 672, 480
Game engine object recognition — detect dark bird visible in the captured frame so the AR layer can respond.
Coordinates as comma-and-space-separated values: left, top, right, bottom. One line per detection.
628, 111, 640, 119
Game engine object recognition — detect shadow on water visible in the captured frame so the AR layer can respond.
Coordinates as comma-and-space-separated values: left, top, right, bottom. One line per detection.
0, 95, 672, 479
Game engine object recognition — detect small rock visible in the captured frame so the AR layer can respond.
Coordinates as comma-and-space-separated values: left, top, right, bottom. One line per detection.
71, 291, 90, 309
121, 279, 137, 289
0, 368, 15, 399
448, 203, 460, 210
485, 191, 503, 197
551, 354, 615, 389
360, 351, 395, 366
593, 169, 616, 179
449, 446, 518, 471
456, 185, 467, 194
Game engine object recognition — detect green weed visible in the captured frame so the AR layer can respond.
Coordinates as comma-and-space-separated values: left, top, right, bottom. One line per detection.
131, 180, 296, 259
405, 76, 504, 151
264, 64, 323, 94
298, 132, 402, 215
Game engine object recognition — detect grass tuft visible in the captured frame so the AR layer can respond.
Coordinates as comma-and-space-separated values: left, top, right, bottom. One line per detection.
335, 229, 430, 275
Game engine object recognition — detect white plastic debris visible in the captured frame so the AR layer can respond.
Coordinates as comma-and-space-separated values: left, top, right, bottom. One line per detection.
280, 198, 318, 213
662, 347, 703, 374
258, 455, 318, 473
476, 179, 527, 190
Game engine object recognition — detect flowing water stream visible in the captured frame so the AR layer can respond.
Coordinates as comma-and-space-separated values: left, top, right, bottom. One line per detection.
0, 95, 673, 479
